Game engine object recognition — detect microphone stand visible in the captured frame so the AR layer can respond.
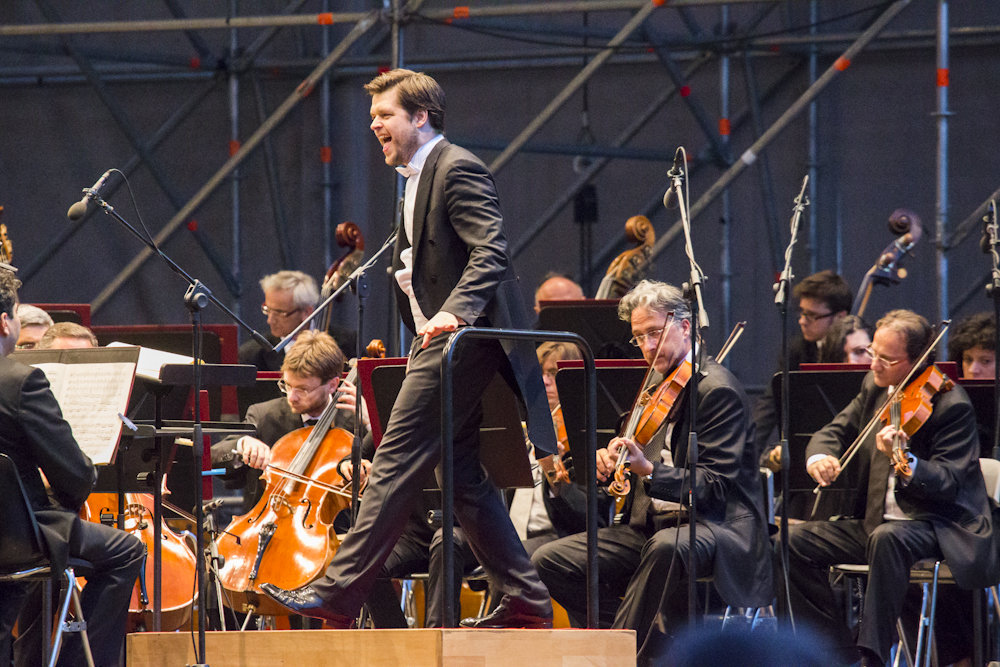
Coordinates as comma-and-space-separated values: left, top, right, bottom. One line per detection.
84, 189, 269, 667
982, 201, 1000, 460
666, 147, 709, 623
773, 175, 809, 633
274, 229, 397, 522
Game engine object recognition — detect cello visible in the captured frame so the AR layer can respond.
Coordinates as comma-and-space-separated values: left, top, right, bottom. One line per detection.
80, 492, 198, 631
215, 341, 382, 616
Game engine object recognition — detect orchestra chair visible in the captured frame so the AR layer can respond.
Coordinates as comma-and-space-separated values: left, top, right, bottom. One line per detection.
0, 453, 95, 667
831, 457, 1000, 667
704, 468, 778, 632
397, 566, 492, 628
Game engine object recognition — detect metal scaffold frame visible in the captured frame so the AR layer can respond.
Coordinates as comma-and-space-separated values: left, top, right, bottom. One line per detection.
3, 0, 998, 333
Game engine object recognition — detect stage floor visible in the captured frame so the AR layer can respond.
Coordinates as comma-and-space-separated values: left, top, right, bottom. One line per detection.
127, 628, 636, 666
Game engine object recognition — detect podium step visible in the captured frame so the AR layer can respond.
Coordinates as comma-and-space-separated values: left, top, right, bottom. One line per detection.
127, 628, 635, 666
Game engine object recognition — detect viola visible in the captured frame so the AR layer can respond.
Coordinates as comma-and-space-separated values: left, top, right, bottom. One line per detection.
879, 365, 954, 476
80, 492, 198, 631
538, 405, 572, 486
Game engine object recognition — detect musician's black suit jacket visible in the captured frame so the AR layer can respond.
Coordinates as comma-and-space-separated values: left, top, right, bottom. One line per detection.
643, 357, 774, 607
808, 372, 999, 588
0, 355, 94, 570
390, 138, 556, 457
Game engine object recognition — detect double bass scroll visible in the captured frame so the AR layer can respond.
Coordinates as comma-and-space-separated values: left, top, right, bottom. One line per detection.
595, 215, 655, 299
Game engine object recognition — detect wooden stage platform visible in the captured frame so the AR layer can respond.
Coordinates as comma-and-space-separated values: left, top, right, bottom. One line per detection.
127, 628, 636, 666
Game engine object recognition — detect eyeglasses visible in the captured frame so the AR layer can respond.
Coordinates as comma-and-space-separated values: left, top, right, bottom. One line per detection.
798, 309, 836, 323
629, 328, 665, 348
261, 304, 301, 318
15, 342, 36, 350
865, 346, 905, 367
277, 379, 326, 397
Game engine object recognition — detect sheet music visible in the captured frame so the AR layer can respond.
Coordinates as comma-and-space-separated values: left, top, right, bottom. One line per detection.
106, 341, 193, 381
34, 362, 135, 465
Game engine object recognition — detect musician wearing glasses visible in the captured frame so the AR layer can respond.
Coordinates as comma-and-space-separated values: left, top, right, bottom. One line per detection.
778, 310, 999, 667
757, 270, 853, 474
214, 330, 366, 507
237, 270, 320, 372
531, 280, 772, 665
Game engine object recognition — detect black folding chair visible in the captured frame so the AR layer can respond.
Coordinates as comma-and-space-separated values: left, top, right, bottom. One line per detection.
0, 453, 95, 667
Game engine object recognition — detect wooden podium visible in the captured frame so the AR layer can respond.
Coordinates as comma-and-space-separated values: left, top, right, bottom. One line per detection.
127, 629, 635, 666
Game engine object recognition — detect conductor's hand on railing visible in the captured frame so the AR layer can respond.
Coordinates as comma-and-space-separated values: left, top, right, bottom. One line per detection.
235, 436, 272, 470
807, 454, 841, 487
417, 310, 465, 349
335, 378, 370, 429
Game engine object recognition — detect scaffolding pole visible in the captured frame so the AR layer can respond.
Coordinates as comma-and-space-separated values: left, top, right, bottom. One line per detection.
647, 0, 913, 263
935, 0, 950, 346
91, 11, 380, 315
489, 1, 661, 174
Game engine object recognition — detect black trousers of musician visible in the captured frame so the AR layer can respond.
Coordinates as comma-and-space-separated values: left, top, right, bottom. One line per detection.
2, 519, 144, 667
781, 518, 943, 664
532, 521, 716, 666
312, 334, 551, 619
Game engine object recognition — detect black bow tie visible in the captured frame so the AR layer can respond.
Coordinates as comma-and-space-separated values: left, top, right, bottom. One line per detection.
304, 418, 319, 427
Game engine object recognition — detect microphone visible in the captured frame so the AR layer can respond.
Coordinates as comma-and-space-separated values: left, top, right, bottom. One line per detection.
662, 149, 684, 209
66, 169, 113, 221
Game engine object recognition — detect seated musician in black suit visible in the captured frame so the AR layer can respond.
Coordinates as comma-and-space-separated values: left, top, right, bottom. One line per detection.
756, 270, 852, 472
778, 309, 1000, 667
214, 330, 363, 508
532, 280, 773, 665
237, 270, 319, 372
0, 270, 144, 667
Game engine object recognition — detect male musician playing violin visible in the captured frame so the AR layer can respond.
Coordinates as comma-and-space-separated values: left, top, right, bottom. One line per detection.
532, 280, 772, 665
780, 309, 1000, 667
0, 270, 145, 667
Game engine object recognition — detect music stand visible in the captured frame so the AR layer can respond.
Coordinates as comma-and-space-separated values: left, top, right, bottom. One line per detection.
357, 357, 533, 489
537, 299, 638, 360
958, 378, 996, 459
554, 360, 647, 475
772, 365, 867, 520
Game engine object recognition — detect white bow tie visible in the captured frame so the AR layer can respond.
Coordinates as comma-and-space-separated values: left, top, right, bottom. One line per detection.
395, 164, 418, 179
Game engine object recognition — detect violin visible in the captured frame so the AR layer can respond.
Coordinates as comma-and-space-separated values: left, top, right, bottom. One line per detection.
319, 222, 365, 331
539, 405, 572, 486
80, 492, 198, 631
595, 215, 655, 299
812, 322, 951, 503
215, 339, 382, 616
852, 209, 922, 319
606, 321, 744, 506
880, 365, 954, 476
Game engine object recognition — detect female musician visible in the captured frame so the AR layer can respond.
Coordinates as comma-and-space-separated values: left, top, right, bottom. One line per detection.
531, 280, 772, 665
947, 311, 996, 380
818, 314, 874, 365
782, 310, 999, 667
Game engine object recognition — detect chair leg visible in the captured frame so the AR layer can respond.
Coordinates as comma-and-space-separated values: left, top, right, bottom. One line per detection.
49, 568, 95, 667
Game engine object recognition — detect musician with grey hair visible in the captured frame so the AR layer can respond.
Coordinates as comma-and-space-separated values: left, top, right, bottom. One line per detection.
532, 279, 772, 665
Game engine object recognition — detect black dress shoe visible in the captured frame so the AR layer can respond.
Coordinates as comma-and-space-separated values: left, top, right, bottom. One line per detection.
259, 583, 353, 627
459, 595, 553, 629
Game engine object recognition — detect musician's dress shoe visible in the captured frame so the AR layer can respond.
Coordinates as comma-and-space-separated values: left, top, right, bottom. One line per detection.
259, 583, 353, 628
459, 595, 553, 629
